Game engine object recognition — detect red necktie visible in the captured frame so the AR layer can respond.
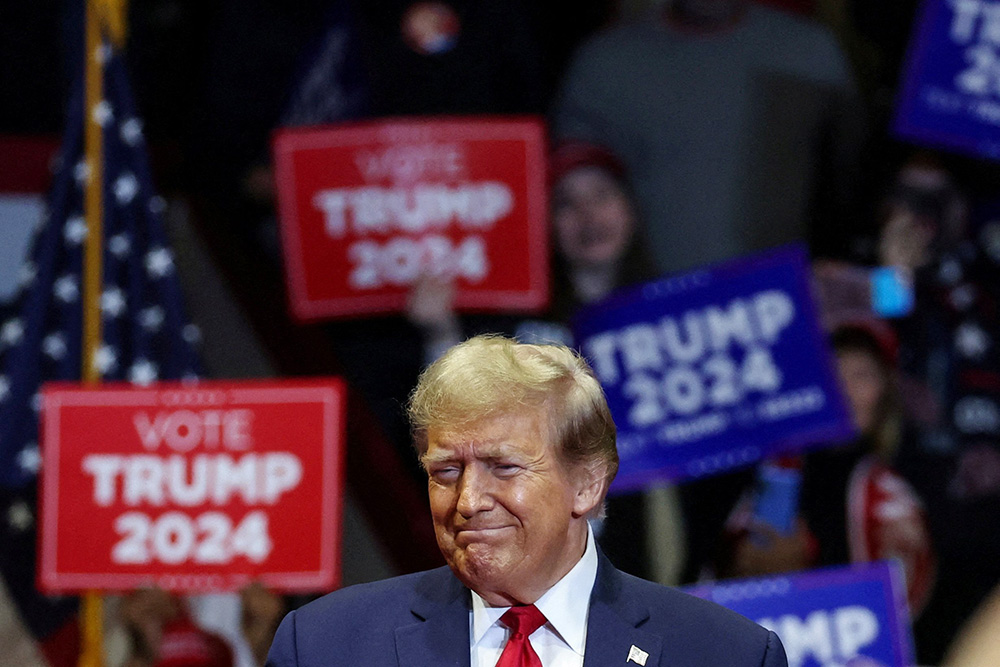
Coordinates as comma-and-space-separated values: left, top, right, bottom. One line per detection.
496, 605, 547, 667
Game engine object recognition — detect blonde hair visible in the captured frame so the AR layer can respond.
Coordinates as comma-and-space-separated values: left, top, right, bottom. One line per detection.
407, 335, 618, 487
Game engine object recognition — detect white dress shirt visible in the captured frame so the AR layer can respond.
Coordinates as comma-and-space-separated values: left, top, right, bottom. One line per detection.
470, 525, 599, 667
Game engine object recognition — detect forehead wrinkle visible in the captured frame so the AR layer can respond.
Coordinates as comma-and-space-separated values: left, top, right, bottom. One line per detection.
422, 436, 533, 464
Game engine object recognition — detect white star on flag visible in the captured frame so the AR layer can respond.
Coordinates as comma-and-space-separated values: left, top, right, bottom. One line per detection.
43, 333, 68, 360
18, 262, 37, 288
139, 305, 165, 331
145, 247, 174, 278
182, 324, 202, 344
108, 233, 131, 258
1, 319, 25, 347
0, 376, 10, 402
73, 159, 90, 185
120, 118, 143, 145
17, 444, 40, 476
6, 500, 34, 533
114, 172, 139, 204
129, 359, 158, 386
64, 215, 88, 245
92, 344, 119, 375
94, 43, 111, 64
92, 100, 113, 127
100, 287, 127, 318
54, 274, 80, 303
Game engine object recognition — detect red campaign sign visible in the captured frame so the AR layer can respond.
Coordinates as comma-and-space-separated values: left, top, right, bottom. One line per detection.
272, 117, 549, 320
38, 379, 345, 594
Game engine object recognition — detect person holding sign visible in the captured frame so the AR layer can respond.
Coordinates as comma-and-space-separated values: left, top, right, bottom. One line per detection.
722, 322, 935, 615
266, 335, 787, 666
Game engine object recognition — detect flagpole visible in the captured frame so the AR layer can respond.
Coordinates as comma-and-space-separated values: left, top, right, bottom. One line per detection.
80, 0, 105, 662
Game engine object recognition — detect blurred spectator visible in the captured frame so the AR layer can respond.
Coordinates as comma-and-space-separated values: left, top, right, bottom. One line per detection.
409, 140, 657, 350
877, 156, 1000, 663
238, 584, 285, 667
117, 586, 285, 667
553, 0, 866, 273
120, 590, 232, 667
721, 322, 936, 615
943, 581, 1000, 667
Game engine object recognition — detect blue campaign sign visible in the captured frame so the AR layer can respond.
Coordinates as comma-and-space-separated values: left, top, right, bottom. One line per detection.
572, 245, 855, 491
894, 0, 1000, 159
684, 562, 915, 667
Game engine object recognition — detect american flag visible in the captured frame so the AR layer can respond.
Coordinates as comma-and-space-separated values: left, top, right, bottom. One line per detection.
0, 46, 200, 660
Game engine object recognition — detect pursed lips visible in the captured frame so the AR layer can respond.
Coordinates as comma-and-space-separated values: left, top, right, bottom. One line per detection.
453, 525, 514, 542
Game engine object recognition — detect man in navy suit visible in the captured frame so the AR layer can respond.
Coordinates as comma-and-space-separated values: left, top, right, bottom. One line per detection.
267, 335, 787, 666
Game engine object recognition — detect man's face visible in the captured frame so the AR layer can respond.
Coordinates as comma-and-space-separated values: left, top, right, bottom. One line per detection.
422, 409, 600, 606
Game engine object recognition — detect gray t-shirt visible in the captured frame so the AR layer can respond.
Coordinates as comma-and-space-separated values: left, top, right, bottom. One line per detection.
554, 5, 865, 272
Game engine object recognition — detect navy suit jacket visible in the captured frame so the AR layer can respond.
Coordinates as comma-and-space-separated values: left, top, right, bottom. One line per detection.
266, 551, 787, 666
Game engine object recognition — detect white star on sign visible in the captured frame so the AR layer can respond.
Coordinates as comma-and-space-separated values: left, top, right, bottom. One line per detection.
64, 215, 88, 245
73, 160, 91, 185
139, 305, 165, 331
120, 118, 143, 146
54, 275, 80, 303
100, 287, 127, 319
92, 344, 119, 376
31, 392, 42, 413
145, 247, 174, 278
108, 233, 131, 258
1, 318, 25, 347
17, 444, 41, 475
43, 333, 68, 360
129, 359, 158, 386
114, 172, 139, 204
956, 322, 990, 359
0, 376, 10, 402
92, 100, 113, 127
6, 500, 33, 533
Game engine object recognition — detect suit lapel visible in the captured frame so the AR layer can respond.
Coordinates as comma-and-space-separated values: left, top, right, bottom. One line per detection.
395, 568, 472, 667
584, 552, 663, 667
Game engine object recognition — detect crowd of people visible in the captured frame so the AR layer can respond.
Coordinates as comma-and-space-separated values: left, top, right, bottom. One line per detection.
6, 0, 1000, 665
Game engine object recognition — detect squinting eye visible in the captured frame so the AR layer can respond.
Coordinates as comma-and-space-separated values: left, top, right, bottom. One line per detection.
493, 464, 520, 477
430, 467, 460, 483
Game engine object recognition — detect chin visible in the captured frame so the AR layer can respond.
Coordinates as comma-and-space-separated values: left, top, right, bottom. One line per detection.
450, 544, 514, 589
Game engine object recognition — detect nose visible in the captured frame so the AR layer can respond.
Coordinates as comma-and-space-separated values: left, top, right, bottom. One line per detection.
455, 466, 494, 518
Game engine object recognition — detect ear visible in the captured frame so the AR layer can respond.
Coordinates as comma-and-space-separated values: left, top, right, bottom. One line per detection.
571, 467, 607, 518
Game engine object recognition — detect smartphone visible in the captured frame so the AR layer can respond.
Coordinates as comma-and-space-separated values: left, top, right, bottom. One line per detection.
871, 267, 914, 318
752, 462, 801, 535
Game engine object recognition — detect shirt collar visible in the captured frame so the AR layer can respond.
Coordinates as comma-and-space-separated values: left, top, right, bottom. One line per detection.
470, 524, 599, 654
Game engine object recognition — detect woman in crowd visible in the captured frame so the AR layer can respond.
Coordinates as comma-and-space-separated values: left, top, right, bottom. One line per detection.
721, 321, 936, 616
